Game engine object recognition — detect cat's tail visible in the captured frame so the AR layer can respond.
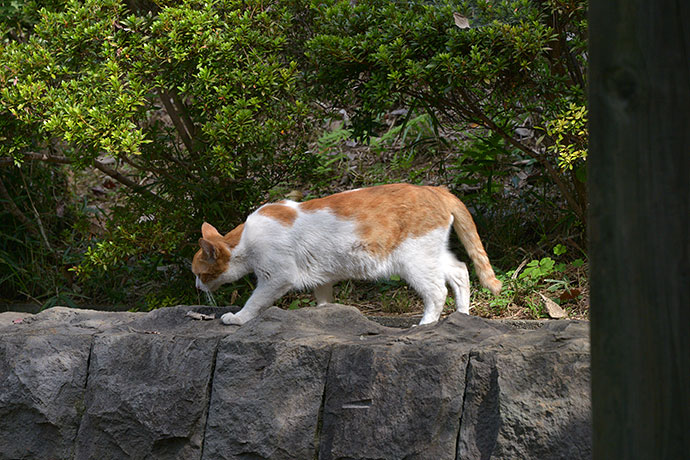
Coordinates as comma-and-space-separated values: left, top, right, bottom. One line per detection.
446, 193, 502, 295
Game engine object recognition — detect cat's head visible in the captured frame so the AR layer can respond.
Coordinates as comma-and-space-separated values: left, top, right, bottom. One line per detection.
192, 222, 232, 292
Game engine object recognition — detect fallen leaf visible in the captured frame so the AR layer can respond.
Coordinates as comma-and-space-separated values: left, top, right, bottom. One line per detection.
127, 327, 160, 334
186, 311, 215, 321
559, 288, 581, 302
539, 293, 568, 319
453, 12, 470, 29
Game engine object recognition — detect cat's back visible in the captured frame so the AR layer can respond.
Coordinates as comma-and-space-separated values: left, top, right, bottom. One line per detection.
247, 184, 453, 247
302, 183, 451, 248
297, 183, 446, 216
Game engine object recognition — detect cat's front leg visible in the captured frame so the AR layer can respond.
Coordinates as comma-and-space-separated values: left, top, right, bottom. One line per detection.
220, 311, 244, 325
221, 281, 291, 326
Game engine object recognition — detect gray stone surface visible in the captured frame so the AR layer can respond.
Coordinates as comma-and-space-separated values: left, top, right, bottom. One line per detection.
457, 321, 591, 460
0, 332, 91, 460
202, 305, 388, 460
0, 308, 140, 460
73, 306, 237, 460
74, 333, 218, 460
318, 313, 512, 460
0, 304, 591, 460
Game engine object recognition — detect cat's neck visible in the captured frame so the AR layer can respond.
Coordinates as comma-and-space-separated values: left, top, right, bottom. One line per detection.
221, 248, 251, 284
220, 224, 251, 283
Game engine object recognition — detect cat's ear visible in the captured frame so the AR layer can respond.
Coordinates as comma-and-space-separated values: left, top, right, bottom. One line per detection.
198, 238, 217, 261
201, 222, 221, 240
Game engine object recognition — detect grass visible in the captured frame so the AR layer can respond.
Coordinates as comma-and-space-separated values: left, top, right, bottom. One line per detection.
268, 255, 589, 322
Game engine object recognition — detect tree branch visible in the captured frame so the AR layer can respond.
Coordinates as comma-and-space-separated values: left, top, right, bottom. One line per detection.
0, 175, 42, 239
0, 152, 159, 200
454, 88, 586, 223
554, 12, 585, 90
92, 160, 158, 199
18, 168, 53, 251
169, 88, 198, 142
158, 88, 196, 154
0, 152, 72, 166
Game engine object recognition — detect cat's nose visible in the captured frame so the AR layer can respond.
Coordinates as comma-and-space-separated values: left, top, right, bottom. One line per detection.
196, 276, 210, 292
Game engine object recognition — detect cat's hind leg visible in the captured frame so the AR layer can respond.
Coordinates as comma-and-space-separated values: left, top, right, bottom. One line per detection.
402, 266, 448, 325
313, 282, 334, 306
417, 281, 448, 325
443, 253, 471, 314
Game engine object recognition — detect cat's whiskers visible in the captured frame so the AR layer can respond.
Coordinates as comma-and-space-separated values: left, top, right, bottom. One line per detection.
205, 291, 218, 307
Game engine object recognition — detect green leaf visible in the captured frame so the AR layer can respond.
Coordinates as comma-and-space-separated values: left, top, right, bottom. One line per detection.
571, 259, 585, 268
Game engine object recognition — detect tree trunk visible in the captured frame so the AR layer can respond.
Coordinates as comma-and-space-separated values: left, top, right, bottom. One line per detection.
589, 0, 690, 458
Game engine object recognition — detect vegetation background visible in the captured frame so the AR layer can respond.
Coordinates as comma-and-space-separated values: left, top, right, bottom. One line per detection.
0, 0, 588, 320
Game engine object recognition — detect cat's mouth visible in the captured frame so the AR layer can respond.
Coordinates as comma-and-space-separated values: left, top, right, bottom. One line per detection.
195, 276, 213, 292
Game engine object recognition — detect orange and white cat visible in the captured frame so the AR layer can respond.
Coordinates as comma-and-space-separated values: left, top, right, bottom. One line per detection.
192, 183, 501, 326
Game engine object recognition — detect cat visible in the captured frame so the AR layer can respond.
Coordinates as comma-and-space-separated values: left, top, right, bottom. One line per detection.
192, 183, 502, 326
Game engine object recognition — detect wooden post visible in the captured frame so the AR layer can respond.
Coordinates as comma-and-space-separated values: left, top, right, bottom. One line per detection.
589, 0, 690, 458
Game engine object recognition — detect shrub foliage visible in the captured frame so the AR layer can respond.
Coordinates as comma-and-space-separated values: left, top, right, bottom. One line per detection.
307, 0, 587, 221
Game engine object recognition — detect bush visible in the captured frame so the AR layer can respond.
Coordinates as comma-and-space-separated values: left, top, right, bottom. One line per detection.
0, 0, 320, 307
307, 0, 588, 223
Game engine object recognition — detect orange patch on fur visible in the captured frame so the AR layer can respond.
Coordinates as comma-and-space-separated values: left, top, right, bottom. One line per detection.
300, 184, 452, 256
224, 223, 244, 248
257, 204, 297, 227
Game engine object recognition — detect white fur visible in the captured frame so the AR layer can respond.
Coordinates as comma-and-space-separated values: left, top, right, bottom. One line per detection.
199, 204, 471, 326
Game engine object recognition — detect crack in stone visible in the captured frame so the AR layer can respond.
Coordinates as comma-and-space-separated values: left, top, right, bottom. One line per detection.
455, 350, 474, 460
199, 338, 221, 460
82, 337, 95, 392
70, 333, 96, 456
313, 347, 333, 460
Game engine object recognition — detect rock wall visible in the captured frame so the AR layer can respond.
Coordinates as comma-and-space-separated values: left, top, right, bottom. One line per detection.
0, 305, 591, 460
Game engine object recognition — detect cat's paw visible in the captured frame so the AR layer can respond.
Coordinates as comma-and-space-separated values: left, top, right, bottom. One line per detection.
221, 312, 244, 326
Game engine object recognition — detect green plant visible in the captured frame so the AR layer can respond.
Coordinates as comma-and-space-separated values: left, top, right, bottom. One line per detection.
308, 0, 588, 223
553, 243, 567, 256
380, 287, 412, 314
288, 297, 315, 310
472, 241, 588, 319
0, 0, 590, 315
524, 297, 546, 319
318, 126, 353, 152
520, 257, 556, 281
542, 102, 588, 172
483, 273, 517, 315
0, 0, 322, 306
452, 132, 514, 197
